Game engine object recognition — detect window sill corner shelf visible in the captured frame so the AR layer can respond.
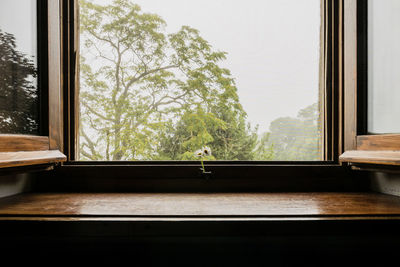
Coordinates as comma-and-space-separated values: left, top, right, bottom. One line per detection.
340, 150, 400, 166
0, 150, 66, 169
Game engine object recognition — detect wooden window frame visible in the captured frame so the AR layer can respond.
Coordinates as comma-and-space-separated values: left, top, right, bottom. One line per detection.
339, 0, 400, 168
0, 0, 66, 170
48, 0, 356, 187
28, 0, 371, 193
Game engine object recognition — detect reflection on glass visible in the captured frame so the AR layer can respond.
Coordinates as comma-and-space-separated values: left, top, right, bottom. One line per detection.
368, 0, 400, 134
79, 0, 322, 161
0, 0, 39, 134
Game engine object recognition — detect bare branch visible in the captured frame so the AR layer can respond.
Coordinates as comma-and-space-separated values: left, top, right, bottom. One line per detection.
150, 91, 189, 110
81, 101, 114, 122
80, 127, 101, 160
80, 148, 96, 160
86, 28, 118, 50
125, 64, 179, 91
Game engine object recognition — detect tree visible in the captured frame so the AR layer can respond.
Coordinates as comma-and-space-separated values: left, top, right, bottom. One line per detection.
157, 104, 259, 160
253, 132, 274, 161
0, 29, 38, 134
79, 0, 257, 160
267, 103, 321, 161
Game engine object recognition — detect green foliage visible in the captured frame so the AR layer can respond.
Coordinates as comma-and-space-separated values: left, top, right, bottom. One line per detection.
0, 29, 38, 134
254, 132, 274, 161
79, 0, 258, 160
266, 103, 322, 161
79, 0, 321, 162
157, 104, 259, 161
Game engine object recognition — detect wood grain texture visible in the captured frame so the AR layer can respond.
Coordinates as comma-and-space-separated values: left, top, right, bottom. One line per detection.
0, 150, 66, 168
338, 0, 344, 156
0, 135, 49, 152
320, 0, 327, 159
0, 192, 400, 217
344, 0, 357, 151
357, 135, 400, 151
340, 150, 400, 165
48, 0, 63, 151
73, 0, 80, 159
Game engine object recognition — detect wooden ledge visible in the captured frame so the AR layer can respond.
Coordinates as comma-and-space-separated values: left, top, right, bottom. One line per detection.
340, 150, 400, 166
0, 150, 66, 168
0, 135, 49, 152
0, 192, 400, 219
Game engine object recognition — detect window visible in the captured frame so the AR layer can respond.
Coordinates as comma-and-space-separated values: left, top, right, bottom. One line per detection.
367, 0, 400, 134
0, 0, 348, 188
76, 0, 326, 162
0, 0, 41, 135
0, 0, 381, 191
0, 0, 65, 169
340, 0, 400, 168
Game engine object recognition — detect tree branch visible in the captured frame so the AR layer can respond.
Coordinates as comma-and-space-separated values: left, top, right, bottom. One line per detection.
125, 64, 179, 92
80, 148, 96, 160
86, 28, 118, 50
150, 91, 188, 110
81, 101, 114, 122
80, 127, 101, 160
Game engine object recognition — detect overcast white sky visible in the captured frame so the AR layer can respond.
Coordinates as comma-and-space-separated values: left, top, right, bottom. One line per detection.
0, 0, 37, 62
0, 0, 321, 134
127, 0, 322, 133
133, 0, 322, 134
84, 0, 321, 134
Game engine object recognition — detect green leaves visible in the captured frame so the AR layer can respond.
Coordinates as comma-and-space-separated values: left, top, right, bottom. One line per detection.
267, 103, 321, 161
79, 0, 258, 161
79, 0, 321, 162
0, 29, 38, 134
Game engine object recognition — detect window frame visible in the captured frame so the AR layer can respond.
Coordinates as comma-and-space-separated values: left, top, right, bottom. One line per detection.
45, 0, 362, 190
340, 0, 400, 168
0, 0, 66, 170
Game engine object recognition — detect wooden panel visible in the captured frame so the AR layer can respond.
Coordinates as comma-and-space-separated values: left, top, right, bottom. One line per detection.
74, 0, 80, 159
338, 0, 344, 156
0, 150, 66, 168
0, 135, 49, 152
48, 0, 63, 151
340, 150, 400, 166
357, 134, 400, 151
320, 0, 327, 159
0, 192, 400, 217
343, 0, 357, 151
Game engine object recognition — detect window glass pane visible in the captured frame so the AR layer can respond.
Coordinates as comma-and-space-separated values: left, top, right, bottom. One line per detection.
0, 0, 39, 135
79, 0, 323, 161
368, 0, 400, 134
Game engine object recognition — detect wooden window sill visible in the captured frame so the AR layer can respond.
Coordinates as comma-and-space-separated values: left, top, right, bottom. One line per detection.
0, 150, 66, 168
340, 150, 400, 166
2, 193, 400, 264
1, 192, 400, 220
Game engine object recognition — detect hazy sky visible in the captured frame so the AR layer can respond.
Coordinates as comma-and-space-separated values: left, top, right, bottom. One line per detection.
89, 0, 321, 133
0, 0, 37, 61
0, 0, 321, 134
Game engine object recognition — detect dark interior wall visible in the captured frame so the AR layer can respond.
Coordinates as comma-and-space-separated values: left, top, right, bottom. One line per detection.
0, 169, 388, 196
0, 169, 396, 197
0, 173, 32, 198
1, 219, 400, 265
